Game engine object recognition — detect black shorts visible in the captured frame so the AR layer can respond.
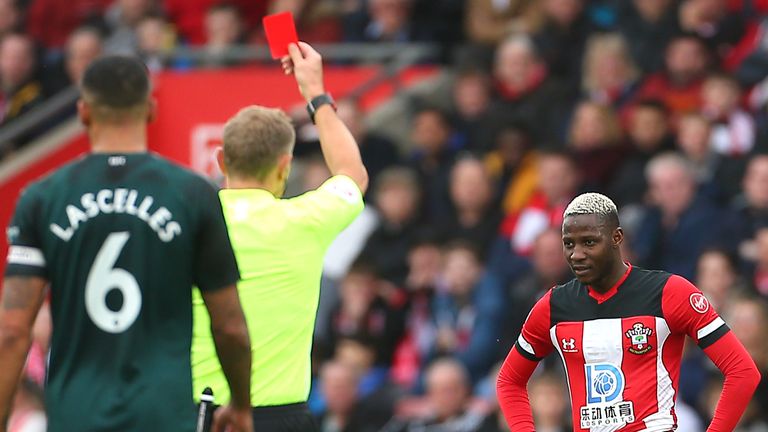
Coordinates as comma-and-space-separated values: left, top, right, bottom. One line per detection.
251, 402, 318, 432
199, 401, 318, 432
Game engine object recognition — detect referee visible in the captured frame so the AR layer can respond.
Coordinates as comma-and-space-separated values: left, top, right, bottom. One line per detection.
190, 41, 368, 431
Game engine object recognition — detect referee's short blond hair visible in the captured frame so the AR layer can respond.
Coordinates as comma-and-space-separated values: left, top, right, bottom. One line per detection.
564, 192, 620, 228
222, 105, 296, 180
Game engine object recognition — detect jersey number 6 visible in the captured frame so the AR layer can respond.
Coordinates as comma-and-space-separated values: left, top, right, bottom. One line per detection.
85, 232, 142, 333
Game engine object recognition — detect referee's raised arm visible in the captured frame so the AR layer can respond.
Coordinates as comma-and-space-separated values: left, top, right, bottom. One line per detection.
282, 42, 369, 194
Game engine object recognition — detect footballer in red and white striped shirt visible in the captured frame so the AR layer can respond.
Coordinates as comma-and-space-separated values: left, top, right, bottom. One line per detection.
497, 193, 760, 432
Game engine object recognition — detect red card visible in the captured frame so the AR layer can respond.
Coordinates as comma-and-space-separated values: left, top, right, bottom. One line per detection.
263, 11, 299, 59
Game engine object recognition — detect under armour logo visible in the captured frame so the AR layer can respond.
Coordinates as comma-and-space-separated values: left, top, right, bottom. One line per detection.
561, 338, 578, 353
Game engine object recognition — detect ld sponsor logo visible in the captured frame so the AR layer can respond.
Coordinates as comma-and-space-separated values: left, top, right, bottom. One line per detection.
581, 363, 635, 428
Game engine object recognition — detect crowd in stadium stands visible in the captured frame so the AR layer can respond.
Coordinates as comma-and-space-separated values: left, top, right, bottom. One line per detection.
5, 0, 768, 431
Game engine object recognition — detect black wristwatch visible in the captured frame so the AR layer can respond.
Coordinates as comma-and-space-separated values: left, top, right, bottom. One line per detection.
306, 93, 337, 124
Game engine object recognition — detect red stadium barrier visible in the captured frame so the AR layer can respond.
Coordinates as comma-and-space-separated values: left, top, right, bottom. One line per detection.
0, 64, 438, 276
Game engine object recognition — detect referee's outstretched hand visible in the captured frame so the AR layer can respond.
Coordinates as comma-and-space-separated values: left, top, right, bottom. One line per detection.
211, 404, 253, 432
281, 42, 326, 103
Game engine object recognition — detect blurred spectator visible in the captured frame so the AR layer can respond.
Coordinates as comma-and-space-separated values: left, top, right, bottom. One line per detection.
65, 27, 104, 85
7, 379, 46, 432
321, 338, 400, 431
483, 123, 539, 215
528, 372, 570, 431
0, 0, 21, 39
701, 73, 755, 156
318, 261, 406, 367
315, 357, 396, 432
0, 33, 45, 155
136, 14, 176, 71
393, 358, 487, 431
566, 100, 627, 191
635, 34, 712, 119
498, 150, 580, 257
532, 0, 597, 91
26, 0, 109, 49
464, 0, 539, 45
359, 167, 423, 284
678, 0, 745, 56
392, 234, 443, 382
734, 17, 768, 87
391, 234, 442, 388
343, 0, 425, 43
102, 0, 158, 54
504, 229, 571, 343
751, 227, 768, 296
696, 248, 747, 312
581, 32, 641, 109
609, 100, 674, 207
632, 152, 734, 280
676, 112, 745, 202
451, 69, 493, 152
472, 369, 571, 431
199, 3, 244, 67
41, 26, 105, 97
317, 361, 362, 432
163, 0, 265, 45
430, 242, 505, 383
407, 106, 456, 221
336, 99, 401, 195
436, 155, 502, 255
617, 0, 680, 73
733, 155, 768, 264
486, 34, 573, 143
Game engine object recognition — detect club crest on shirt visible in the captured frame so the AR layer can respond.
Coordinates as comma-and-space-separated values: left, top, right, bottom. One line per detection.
625, 323, 653, 355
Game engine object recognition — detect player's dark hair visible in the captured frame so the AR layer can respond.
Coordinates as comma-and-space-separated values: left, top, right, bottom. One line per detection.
82, 56, 150, 108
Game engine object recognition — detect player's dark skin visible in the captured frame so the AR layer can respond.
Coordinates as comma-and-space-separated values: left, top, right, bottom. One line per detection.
562, 213, 629, 293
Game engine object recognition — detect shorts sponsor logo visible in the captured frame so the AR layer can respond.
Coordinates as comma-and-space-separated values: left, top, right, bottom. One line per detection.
580, 363, 635, 429
625, 323, 653, 355
689, 293, 710, 314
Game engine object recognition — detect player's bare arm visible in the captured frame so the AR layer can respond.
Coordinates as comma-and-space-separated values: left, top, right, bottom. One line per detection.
0, 276, 47, 431
201, 284, 253, 432
283, 42, 369, 194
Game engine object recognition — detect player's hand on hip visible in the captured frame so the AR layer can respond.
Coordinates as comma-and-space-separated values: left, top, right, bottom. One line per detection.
285, 41, 326, 103
212, 404, 253, 432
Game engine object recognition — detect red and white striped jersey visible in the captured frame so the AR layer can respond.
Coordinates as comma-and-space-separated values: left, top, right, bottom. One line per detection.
515, 264, 728, 432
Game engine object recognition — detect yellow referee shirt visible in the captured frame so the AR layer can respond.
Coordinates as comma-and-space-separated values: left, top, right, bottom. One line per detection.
191, 175, 364, 406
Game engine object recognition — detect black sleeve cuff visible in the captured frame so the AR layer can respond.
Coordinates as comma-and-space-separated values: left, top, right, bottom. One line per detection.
699, 324, 730, 349
514, 342, 542, 362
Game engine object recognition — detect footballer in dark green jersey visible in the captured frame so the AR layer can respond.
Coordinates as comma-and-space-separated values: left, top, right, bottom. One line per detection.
0, 56, 253, 432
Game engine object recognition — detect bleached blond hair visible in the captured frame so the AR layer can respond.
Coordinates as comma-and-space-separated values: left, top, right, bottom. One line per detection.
564, 193, 619, 226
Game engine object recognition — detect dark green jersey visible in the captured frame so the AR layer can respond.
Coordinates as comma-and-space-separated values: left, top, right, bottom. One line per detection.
5, 153, 240, 432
